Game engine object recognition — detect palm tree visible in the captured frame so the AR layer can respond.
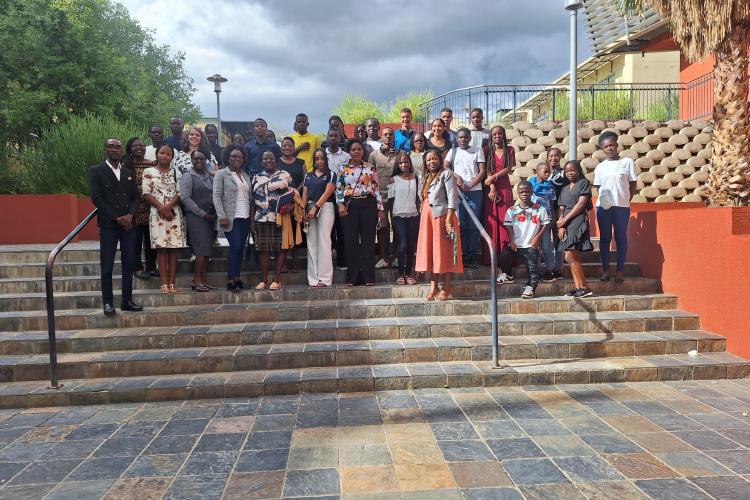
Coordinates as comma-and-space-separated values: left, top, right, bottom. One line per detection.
614, 0, 750, 206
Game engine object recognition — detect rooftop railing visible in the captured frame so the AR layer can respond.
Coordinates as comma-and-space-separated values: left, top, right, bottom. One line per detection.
418, 77, 714, 131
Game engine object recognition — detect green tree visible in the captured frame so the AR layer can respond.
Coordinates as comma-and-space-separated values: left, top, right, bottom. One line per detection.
0, 0, 199, 146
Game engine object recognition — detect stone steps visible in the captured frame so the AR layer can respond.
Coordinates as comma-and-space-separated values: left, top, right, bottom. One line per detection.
0, 293, 680, 353
0, 273, 654, 312
1, 352, 747, 409
0, 280, 667, 332
0, 329, 727, 383
0, 257, 633, 280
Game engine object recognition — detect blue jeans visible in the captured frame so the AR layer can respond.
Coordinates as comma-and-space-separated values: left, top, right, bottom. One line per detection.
458, 190, 483, 259
225, 218, 249, 279
596, 206, 630, 272
392, 215, 419, 276
540, 223, 563, 272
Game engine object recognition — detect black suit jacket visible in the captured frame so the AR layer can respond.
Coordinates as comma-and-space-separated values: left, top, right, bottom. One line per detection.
87, 161, 139, 229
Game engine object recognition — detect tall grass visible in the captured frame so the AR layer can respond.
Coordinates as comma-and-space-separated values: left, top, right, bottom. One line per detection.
332, 90, 433, 126
331, 94, 386, 126
19, 114, 146, 196
545, 90, 633, 121
636, 93, 679, 122
0, 143, 29, 195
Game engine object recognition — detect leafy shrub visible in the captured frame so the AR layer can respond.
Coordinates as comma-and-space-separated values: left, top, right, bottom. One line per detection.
18, 113, 146, 195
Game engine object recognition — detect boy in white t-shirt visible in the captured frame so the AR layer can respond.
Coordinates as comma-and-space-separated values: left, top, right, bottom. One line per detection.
445, 128, 486, 268
593, 130, 637, 283
498, 181, 550, 299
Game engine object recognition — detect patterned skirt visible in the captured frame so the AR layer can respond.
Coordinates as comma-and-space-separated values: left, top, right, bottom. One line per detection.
255, 221, 282, 252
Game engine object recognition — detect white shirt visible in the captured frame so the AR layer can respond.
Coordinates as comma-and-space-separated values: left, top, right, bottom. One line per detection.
366, 138, 383, 151
232, 172, 251, 219
594, 157, 637, 208
326, 148, 351, 175
470, 129, 489, 149
106, 160, 121, 181
449, 146, 485, 192
388, 176, 419, 218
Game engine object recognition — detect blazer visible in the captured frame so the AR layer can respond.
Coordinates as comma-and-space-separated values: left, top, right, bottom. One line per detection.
212, 167, 252, 232
424, 168, 459, 218
87, 161, 139, 229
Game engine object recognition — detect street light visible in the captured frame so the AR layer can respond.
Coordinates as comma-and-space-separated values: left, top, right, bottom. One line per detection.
565, 0, 583, 161
207, 74, 228, 146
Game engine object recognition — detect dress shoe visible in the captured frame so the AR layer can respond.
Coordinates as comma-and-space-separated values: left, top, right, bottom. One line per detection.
149, 270, 160, 277
103, 303, 116, 316
121, 300, 143, 312
135, 270, 151, 280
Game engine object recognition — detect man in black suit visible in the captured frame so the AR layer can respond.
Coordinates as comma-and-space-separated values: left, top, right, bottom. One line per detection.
87, 139, 144, 316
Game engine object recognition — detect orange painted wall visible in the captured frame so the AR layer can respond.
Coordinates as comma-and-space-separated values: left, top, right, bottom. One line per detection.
624, 205, 750, 359
0, 195, 98, 244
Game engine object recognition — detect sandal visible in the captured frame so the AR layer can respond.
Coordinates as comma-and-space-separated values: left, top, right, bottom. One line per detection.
436, 290, 452, 301
406, 276, 417, 285
426, 289, 438, 301
160, 284, 170, 294
255, 282, 267, 290
396, 276, 406, 285
168, 283, 178, 293
269, 281, 282, 290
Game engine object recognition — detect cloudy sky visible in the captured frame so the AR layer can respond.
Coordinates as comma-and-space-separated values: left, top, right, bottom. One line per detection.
121, 0, 592, 133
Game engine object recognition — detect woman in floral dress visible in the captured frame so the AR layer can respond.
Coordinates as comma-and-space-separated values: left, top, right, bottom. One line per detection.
142, 144, 187, 293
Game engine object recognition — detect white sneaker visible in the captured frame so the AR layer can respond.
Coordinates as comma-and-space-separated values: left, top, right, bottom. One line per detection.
375, 259, 388, 269
521, 286, 534, 299
390, 258, 399, 268
496, 273, 515, 284
336, 265, 348, 271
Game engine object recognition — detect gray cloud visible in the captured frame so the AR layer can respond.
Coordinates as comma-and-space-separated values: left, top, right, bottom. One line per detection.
122, 0, 592, 132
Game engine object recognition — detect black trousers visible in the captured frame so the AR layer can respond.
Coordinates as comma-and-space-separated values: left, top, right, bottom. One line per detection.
500, 246, 541, 289
133, 224, 156, 272
100, 226, 135, 305
334, 210, 346, 267
342, 197, 377, 284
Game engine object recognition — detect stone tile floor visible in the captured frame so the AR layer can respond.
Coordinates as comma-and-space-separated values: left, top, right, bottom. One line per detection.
0, 380, 748, 499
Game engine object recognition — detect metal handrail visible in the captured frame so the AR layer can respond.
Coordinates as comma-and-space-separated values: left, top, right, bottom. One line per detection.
45, 208, 98, 388
457, 192, 500, 368
424, 82, 686, 102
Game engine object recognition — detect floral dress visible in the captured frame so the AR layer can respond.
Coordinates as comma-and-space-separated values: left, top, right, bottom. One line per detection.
142, 167, 187, 249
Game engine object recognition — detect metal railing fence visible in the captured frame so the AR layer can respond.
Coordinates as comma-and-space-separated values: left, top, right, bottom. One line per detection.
419, 77, 714, 131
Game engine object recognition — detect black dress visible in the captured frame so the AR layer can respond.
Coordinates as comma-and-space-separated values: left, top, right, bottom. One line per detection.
280, 158, 305, 189
558, 177, 594, 252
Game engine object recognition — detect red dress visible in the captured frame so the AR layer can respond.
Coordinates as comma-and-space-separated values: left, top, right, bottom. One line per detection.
482, 147, 515, 265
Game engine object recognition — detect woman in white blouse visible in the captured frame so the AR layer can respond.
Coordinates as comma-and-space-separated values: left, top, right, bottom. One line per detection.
213, 144, 252, 292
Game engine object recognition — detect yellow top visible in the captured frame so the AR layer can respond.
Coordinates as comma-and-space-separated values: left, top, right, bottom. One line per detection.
289, 132, 321, 172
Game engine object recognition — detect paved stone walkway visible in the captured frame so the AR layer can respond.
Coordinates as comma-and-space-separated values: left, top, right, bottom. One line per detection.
0, 381, 748, 499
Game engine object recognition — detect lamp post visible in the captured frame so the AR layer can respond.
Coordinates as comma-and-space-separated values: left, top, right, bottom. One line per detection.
207, 74, 228, 146
565, 0, 583, 161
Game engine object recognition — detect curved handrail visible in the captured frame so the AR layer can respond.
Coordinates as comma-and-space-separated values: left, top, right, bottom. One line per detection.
45, 209, 98, 388
457, 192, 500, 368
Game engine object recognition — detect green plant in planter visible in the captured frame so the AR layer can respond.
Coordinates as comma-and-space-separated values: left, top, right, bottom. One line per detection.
18, 114, 146, 196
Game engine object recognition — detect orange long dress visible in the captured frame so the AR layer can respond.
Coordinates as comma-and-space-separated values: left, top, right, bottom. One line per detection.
415, 200, 463, 274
